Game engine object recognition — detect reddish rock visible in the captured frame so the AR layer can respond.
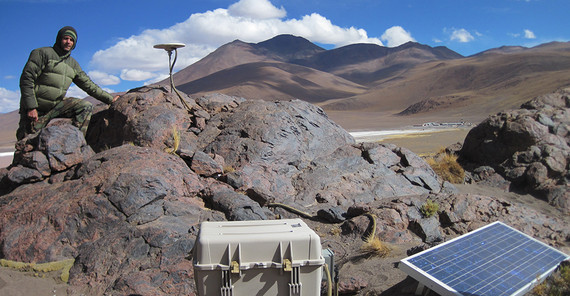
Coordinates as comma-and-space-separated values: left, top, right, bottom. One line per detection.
460, 88, 570, 211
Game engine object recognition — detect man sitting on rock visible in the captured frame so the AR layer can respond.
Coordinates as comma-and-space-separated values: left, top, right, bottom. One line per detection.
17, 26, 119, 141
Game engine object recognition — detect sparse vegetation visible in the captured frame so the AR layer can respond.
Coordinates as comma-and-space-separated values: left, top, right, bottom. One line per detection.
530, 263, 570, 296
223, 165, 235, 174
426, 148, 465, 184
419, 199, 439, 218
164, 125, 180, 154
361, 236, 391, 258
329, 226, 342, 236
359, 213, 391, 257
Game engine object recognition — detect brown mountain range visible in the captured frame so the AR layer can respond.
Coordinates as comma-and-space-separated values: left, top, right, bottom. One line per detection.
166, 34, 570, 129
1, 35, 569, 150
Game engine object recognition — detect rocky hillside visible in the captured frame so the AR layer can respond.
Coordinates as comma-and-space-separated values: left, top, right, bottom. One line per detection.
1, 87, 568, 295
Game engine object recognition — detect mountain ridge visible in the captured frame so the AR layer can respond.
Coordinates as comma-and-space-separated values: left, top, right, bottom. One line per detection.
166, 34, 569, 124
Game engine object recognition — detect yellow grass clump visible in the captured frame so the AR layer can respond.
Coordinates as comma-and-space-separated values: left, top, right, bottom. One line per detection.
425, 148, 465, 184
164, 125, 180, 154
361, 236, 391, 258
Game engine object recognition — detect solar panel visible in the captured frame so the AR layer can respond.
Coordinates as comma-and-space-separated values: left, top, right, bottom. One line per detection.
399, 221, 569, 296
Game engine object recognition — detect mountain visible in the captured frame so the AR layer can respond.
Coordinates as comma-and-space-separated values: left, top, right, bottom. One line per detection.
323, 41, 570, 117
166, 35, 570, 126
178, 61, 367, 103
290, 41, 463, 84
170, 34, 324, 87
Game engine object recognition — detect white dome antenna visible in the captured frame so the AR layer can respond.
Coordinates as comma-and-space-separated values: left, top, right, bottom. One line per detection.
154, 43, 191, 111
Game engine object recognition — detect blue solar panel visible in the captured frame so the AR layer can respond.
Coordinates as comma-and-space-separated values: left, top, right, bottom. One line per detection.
399, 221, 569, 296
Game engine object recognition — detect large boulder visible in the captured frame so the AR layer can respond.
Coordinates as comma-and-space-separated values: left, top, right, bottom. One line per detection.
0, 144, 208, 295
1, 124, 94, 193
460, 88, 570, 211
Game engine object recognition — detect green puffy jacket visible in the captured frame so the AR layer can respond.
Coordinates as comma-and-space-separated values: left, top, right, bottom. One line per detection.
19, 45, 113, 113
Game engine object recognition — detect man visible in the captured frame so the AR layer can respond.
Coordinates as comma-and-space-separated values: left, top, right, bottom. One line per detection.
17, 26, 119, 141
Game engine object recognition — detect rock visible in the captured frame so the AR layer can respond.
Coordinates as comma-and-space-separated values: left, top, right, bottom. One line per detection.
337, 277, 368, 294
409, 216, 444, 244
0, 145, 205, 295
317, 207, 346, 223
6, 165, 44, 183
460, 88, 570, 211
190, 151, 223, 177
202, 187, 272, 221
39, 124, 95, 172
86, 86, 205, 153
4, 124, 94, 187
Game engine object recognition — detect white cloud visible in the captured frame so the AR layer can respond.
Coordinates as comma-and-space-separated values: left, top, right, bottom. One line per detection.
450, 28, 475, 43
88, 70, 120, 85
66, 85, 88, 99
120, 69, 157, 81
228, 0, 286, 19
67, 85, 116, 99
0, 87, 20, 113
90, 0, 382, 85
524, 29, 536, 39
381, 26, 416, 47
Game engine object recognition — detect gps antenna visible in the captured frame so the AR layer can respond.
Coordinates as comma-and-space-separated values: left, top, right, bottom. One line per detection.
153, 43, 192, 111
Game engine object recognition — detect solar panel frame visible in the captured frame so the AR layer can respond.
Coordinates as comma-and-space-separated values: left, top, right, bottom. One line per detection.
399, 221, 569, 296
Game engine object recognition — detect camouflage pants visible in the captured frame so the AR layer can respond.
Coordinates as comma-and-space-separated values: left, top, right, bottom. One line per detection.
16, 97, 93, 141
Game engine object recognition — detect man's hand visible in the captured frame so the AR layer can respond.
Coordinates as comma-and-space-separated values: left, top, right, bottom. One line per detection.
27, 109, 38, 122
112, 95, 120, 103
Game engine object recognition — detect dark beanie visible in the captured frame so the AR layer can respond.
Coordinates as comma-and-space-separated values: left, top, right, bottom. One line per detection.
55, 26, 78, 51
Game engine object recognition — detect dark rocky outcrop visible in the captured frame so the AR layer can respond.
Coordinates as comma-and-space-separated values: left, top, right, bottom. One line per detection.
0, 86, 568, 295
460, 88, 570, 211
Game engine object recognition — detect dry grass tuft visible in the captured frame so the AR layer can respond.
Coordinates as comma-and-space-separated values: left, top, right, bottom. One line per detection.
330, 226, 342, 236
426, 148, 465, 184
223, 165, 235, 174
361, 236, 391, 258
164, 125, 180, 155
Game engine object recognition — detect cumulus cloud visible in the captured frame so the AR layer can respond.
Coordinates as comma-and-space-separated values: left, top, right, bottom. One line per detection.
524, 29, 536, 39
228, 0, 286, 19
450, 28, 475, 43
0, 87, 20, 113
120, 69, 157, 81
67, 85, 116, 99
90, 0, 382, 86
88, 71, 120, 85
66, 85, 88, 99
381, 26, 416, 47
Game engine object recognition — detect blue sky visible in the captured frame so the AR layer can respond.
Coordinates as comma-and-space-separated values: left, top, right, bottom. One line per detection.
1, 0, 568, 113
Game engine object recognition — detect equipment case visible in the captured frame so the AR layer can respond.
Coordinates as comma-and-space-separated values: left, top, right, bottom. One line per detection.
193, 219, 324, 296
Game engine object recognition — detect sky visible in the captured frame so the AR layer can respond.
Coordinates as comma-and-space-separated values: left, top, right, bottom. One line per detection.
1, 0, 569, 113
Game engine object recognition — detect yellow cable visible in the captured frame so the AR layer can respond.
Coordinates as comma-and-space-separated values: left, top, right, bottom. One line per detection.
363, 212, 377, 241
267, 202, 314, 219
324, 263, 332, 296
